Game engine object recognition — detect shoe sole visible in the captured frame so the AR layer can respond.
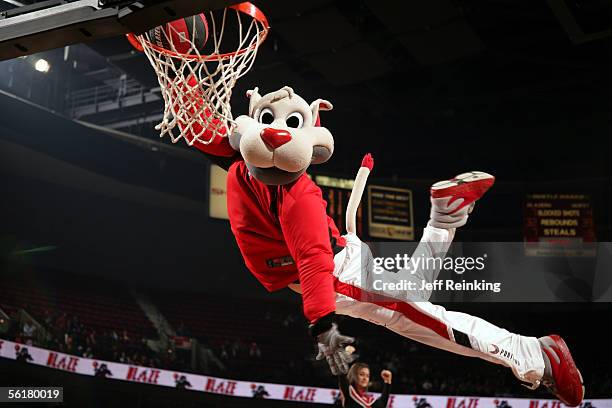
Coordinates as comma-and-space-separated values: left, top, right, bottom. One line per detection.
430, 171, 495, 214
431, 171, 495, 192
547, 334, 585, 407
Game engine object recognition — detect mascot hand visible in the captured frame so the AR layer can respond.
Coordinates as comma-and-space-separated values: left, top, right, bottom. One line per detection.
315, 323, 356, 375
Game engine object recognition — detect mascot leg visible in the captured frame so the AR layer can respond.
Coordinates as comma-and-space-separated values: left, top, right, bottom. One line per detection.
334, 171, 544, 386
333, 232, 545, 387
335, 287, 546, 385
384, 171, 495, 301
334, 169, 583, 405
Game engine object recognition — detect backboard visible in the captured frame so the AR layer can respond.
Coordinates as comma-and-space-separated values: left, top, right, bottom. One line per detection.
0, 0, 241, 60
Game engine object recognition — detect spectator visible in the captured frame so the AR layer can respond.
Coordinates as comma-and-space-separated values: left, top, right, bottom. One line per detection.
283, 314, 295, 327
22, 321, 36, 339
220, 342, 229, 360
83, 347, 94, 358
43, 309, 53, 326
336, 348, 392, 408
248, 341, 261, 358
121, 329, 130, 343
231, 339, 242, 357
176, 322, 190, 337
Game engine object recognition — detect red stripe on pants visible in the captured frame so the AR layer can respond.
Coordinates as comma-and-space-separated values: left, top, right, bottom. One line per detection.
333, 278, 451, 340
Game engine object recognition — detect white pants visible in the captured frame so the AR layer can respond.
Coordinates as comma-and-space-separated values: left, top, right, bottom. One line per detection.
332, 227, 545, 385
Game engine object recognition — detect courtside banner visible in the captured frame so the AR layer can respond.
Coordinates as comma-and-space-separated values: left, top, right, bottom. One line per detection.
1, 339, 610, 407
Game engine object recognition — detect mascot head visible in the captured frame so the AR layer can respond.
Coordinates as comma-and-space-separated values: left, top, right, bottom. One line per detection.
229, 86, 334, 185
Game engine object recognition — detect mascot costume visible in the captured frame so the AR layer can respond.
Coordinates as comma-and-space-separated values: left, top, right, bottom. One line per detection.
183, 85, 584, 407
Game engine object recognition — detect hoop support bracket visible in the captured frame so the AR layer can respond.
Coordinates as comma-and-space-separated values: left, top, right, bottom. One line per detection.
0, 0, 241, 61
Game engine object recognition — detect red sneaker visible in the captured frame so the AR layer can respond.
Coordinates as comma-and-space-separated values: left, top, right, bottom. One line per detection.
539, 335, 585, 407
430, 171, 495, 215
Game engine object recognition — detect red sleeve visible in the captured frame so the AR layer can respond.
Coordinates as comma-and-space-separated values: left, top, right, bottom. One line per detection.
279, 183, 336, 323
175, 76, 237, 158
190, 131, 236, 157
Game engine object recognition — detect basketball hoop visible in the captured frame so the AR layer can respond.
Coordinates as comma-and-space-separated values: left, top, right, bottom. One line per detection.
126, 2, 269, 145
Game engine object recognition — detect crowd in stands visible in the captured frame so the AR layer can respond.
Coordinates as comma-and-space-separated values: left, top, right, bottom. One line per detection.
4, 302, 612, 399
1, 272, 610, 400
5, 308, 160, 369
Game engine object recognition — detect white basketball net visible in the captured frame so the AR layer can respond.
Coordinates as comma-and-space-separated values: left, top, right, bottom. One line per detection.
129, 3, 268, 145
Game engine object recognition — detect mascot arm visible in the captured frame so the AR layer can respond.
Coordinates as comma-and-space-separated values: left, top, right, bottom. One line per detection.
280, 189, 336, 324
174, 76, 238, 162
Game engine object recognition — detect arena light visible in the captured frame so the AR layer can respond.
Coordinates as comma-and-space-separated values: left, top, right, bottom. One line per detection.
34, 58, 50, 73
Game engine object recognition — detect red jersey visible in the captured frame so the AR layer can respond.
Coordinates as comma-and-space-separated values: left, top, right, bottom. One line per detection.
227, 161, 344, 323
190, 134, 343, 323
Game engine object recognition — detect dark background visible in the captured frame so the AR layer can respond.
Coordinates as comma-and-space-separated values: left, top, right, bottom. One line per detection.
0, 1, 611, 404
1, 0, 612, 296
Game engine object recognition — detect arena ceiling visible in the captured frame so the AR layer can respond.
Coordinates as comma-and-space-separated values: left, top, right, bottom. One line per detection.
1, 0, 612, 181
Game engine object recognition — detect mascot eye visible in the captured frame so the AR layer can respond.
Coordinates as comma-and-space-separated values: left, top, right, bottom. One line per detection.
258, 108, 275, 125
286, 112, 304, 129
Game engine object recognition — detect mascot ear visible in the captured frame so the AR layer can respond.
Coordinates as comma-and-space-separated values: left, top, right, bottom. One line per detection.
246, 87, 262, 117
310, 99, 333, 126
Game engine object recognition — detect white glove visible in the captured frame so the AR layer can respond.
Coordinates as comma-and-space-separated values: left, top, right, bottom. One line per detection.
315, 323, 356, 375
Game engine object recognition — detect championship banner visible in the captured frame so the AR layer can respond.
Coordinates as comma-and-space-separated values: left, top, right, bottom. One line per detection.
3, 339, 609, 407
368, 185, 414, 241
524, 194, 596, 256
314, 175, 361, 236
209, 164, 229, 220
